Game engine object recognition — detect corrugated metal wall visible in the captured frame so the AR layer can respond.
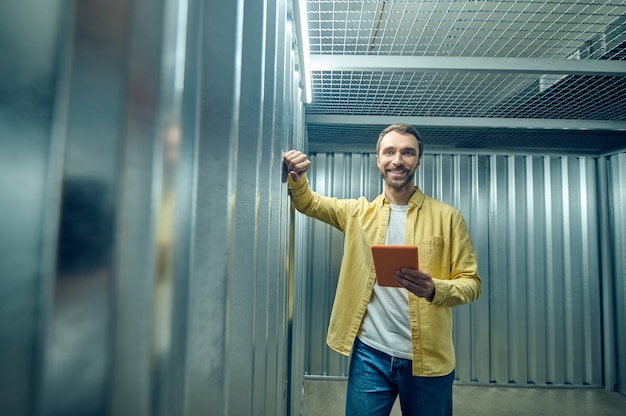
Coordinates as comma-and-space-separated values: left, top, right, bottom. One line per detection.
301, 150, 625, 392
0, 1, 307, 415
607, 152, 626, 395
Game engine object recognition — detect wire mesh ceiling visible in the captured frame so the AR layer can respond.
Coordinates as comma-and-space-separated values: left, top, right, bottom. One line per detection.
302, 0, 626, 154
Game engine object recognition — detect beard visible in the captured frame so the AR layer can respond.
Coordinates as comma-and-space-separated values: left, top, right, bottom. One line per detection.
380, 167, 415, 189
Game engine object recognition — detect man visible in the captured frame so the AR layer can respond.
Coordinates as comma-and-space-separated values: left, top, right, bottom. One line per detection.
283, 123, 481, 416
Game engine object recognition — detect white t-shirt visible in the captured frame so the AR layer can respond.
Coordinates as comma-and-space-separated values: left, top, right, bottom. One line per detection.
359, 204, 412, 359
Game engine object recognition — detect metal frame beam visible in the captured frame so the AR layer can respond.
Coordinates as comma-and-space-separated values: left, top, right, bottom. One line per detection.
309, 55, 626, 77
305, 114, 626, 131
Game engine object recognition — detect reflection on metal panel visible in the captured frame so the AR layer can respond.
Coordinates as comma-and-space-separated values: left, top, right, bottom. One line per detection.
0, 0, 303, 415
303, 151, 609, 387
0, 1, 68, 414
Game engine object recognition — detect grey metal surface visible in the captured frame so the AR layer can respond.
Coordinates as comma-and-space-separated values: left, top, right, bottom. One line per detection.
309, 55, 626, 76
607, 153, 626, 395
41, 0, 132, 413
302, 0, 626, 154
111, 0, 187, 414
0, 1, 305, 415
0, 2, 68, 414
179, 0, 303, 414
301, 150, 611, 388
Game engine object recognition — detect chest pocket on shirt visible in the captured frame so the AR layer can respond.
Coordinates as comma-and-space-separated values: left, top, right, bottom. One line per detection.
418, 236, 447, 278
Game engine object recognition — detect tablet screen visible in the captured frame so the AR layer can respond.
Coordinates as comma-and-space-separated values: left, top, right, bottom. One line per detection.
371, 245, 419, 287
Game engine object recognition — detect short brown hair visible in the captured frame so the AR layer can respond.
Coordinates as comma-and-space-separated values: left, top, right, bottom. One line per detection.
376, 123, 423, 159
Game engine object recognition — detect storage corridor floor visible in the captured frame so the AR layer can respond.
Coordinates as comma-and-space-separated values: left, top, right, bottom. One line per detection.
302, 379, 626, 415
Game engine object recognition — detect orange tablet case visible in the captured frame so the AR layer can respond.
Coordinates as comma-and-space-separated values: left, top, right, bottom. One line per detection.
371, 245, 419, 287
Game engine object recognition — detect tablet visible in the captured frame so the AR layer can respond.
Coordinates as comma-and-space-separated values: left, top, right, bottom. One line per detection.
371, 245, 419, 287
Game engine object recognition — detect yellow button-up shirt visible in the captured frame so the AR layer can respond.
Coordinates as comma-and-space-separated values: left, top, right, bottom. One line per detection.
288, 174, 482, 376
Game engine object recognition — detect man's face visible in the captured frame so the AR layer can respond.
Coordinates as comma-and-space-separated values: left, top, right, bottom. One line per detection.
376, 130, 421, 190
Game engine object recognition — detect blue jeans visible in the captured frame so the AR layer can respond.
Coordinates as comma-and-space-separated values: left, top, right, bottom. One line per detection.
346, 337, 454, 416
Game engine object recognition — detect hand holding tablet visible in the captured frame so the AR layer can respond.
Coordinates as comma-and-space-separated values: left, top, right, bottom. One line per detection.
371, 245, 419, 287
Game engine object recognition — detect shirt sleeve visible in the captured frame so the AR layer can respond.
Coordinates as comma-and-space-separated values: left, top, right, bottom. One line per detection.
287, 173, 350, 232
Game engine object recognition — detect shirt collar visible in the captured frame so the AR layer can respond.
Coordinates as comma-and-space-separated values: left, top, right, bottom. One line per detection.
376, 186, 426, 209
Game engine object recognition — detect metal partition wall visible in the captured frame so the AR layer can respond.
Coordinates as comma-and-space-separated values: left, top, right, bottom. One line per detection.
0, 2, 68, 415
607, 152, 626, 395
0, 1, 307, 416
302, 151, 617, 389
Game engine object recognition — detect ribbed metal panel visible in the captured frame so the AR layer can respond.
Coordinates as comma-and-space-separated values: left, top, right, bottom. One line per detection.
302, 151, 611, 387
608, 152, 626, 394
0, 1, 306, 415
